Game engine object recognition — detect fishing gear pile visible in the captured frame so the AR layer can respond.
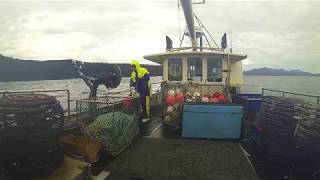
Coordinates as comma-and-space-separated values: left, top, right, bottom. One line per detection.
256, 96, 304, 158
0, 94, 64, 178
85, 112, 139, 156
296, 103, 320, 152
161, 82, 229, 129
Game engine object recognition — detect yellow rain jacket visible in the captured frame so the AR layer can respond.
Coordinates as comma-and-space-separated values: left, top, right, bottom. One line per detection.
130, 60, 151, 118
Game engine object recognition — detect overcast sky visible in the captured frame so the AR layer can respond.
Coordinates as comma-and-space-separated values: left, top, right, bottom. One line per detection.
0, 0, 319, 72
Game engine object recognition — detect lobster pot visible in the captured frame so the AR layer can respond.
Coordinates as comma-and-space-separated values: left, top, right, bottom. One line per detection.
0, 94, 64, 179
161, 81, 231, 128
77, 96, 140, 156
255, 96, 304, 158
296, 103, 320, 152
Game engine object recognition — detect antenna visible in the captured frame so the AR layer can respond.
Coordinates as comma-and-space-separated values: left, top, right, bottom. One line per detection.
230, 31, 233, 53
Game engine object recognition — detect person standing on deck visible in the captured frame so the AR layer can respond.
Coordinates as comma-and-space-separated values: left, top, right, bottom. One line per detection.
130, 59, 151, 122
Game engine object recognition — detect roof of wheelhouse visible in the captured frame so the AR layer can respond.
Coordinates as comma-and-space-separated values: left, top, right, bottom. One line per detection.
144, 50, 247, 64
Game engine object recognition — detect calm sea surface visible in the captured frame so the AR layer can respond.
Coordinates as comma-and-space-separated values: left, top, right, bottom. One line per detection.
1, 76, 319, 111
243, 75, 320, 95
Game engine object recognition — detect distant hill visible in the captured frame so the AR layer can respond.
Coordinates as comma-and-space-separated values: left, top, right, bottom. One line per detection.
244, 67, 319, 76
0, 55, 162, 82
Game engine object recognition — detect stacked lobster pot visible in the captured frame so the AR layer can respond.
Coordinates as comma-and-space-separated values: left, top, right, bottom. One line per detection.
296, 103, 320, 152
161, 82, 230, 129
0, 94, 64, 179
256, 96, 320, 179
256, 96, 304, 158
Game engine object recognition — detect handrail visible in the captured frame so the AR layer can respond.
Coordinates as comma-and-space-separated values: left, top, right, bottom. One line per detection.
0, 82, 163, 117
262, 88, 320, 104
169, 46, 223, 52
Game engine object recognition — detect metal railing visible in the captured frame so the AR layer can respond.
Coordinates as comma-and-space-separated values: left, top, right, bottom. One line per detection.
169, 46, 223, 52
262, 88, 320, 104
0, 81, 163, 117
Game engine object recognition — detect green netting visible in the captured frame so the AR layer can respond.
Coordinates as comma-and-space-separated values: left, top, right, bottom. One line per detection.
85, 112, 139, 156
76, 96, 140, 156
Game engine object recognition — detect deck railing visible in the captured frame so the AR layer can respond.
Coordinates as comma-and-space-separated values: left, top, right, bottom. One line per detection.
262, 88, 320, 104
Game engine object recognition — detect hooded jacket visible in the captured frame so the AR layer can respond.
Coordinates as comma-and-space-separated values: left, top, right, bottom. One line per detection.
130, 60, 151, 96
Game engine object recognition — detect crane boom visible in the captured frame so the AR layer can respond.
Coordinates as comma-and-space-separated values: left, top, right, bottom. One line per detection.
180, 0, 197, 50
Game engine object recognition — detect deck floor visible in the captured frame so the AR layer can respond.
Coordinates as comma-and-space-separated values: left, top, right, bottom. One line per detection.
104, 111, 260, 180
105, 137, 259, 180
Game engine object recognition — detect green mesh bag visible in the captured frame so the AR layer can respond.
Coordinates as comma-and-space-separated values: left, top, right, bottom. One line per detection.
77, 96, 140, 156
85, 111, 139, 156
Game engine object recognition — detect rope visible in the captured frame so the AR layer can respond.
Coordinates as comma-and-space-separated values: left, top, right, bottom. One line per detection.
193, 11, 219, 48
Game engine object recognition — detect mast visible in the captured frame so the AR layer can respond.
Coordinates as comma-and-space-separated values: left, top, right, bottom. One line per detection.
180, 0, 197, 50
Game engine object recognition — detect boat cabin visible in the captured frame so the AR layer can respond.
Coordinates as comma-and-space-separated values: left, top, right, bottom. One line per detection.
144, 50, 247, 86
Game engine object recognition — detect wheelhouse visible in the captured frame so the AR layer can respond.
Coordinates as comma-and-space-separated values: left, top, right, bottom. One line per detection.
144, 50, 247, 86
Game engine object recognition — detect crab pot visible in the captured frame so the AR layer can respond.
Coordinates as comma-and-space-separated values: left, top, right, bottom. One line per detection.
0, 93, 64, 179
255, 96, 304, 158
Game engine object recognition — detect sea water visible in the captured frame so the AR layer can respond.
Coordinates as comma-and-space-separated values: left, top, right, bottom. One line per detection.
1, 76, 319, 111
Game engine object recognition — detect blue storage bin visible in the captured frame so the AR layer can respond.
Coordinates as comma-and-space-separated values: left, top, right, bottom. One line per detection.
232, 94, 262, 111
182, 104, 243, 139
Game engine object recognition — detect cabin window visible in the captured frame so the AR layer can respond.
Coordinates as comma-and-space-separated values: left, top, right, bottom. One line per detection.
187, 58, 202, 81
168, 58, 182, 81
207, 58, 222, 82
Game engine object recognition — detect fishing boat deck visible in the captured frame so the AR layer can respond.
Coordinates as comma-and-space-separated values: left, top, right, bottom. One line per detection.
103, 109, 260, 180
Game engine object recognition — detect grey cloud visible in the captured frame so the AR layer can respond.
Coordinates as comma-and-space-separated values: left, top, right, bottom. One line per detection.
0, 1, 319, 72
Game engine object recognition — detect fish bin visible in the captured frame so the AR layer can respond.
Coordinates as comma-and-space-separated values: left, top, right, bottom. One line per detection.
183, 103, 243, 139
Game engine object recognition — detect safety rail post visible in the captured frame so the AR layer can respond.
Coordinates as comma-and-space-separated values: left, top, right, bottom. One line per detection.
75, 100, 79, 122
66, 90, 71, 117
283, 92, 286, 97
317, 97, 320, 105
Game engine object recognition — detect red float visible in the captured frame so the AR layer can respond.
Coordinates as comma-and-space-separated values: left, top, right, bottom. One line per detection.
212, 92, 222, 98
166, 95, 176, 106
217, 94, 227, 103
122, 96, 133, 107
209, 98, 219, 103
175, 92, 185, 103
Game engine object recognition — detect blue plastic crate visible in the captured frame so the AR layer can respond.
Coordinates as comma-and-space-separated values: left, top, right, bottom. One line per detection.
182, 104, 243, 139
232, 94, 262, 111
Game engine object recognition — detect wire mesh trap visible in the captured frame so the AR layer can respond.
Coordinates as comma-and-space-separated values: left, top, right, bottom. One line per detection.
76, 96, 141, 156
0, 93, 64, 178
256, 96, 320, 159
